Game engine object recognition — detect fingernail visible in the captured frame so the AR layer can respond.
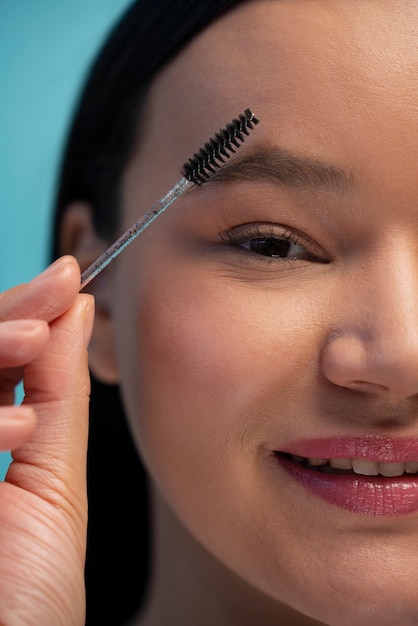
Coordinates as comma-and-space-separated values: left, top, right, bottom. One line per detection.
32, 257, 72, 283
83, 295, 95, 347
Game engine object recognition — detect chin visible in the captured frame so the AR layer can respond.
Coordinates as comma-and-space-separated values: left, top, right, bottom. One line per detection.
298, 568, 418, 626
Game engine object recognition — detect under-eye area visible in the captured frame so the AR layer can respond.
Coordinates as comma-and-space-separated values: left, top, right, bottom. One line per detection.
275, 452, 418, 477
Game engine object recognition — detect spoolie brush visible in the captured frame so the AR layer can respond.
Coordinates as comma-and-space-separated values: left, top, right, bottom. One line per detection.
80, 108, 259, 289
181, 109, 259, 184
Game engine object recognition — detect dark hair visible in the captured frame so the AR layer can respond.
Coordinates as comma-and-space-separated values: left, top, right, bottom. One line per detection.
51, 1, 242, 624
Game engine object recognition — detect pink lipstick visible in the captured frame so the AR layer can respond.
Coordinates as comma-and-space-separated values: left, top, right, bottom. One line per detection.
275, 436, 418, 516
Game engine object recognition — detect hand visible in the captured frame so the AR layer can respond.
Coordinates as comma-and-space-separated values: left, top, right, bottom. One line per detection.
0, 256, 94, 626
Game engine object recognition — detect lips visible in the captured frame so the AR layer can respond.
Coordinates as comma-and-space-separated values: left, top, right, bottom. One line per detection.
279, 435, 418, 463
274, 436, 418, 516
285, 454, 418, 477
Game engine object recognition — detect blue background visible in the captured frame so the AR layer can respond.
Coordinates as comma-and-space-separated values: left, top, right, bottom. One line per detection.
0, 1, 132, 477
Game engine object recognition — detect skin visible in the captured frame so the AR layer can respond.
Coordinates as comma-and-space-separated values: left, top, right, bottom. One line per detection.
75, 0, 418, 624
2, 0, 418, 624
0, 257, 94, 625
80, 1, 418, 624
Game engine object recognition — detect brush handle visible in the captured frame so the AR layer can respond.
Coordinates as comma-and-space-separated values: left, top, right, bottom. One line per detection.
80, 176, 192, 289
80, 109, 259, 289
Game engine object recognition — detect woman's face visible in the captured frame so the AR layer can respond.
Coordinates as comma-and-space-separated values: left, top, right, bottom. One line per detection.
99, 1, 418, 623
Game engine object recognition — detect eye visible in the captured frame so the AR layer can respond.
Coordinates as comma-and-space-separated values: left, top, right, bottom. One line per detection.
242, 236, 305, 259
222, 223, 328, 264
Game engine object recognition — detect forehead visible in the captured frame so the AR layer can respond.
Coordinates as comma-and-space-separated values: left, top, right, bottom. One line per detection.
126, 0, 418, 206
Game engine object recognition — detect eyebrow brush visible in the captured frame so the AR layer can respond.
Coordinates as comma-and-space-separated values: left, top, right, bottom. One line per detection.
80, 108, 259, 289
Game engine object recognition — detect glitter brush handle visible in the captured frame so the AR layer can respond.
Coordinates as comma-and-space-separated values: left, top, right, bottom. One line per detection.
80, 177, 191, 289
79, 108, 259, 290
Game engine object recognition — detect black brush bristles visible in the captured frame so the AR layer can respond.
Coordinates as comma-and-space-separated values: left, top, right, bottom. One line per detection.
181, 108, 259, 185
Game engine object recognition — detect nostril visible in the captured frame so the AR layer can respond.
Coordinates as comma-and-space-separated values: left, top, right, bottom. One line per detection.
348, 380, 389, 395
321, 333, 418, 402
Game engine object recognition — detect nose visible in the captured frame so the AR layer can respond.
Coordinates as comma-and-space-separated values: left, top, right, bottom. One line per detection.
320, 249, 418, 402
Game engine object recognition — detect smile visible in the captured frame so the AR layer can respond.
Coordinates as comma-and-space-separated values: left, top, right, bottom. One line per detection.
287, 454, 418, 477
274, 436, 418, 516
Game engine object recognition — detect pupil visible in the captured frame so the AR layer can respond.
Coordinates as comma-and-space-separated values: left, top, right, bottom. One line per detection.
251, 238, 290, 257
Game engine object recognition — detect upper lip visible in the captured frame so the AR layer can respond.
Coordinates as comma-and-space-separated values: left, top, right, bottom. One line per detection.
279, 435, 418, 463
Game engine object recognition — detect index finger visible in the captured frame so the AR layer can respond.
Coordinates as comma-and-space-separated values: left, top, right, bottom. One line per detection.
0, 256, 81, 324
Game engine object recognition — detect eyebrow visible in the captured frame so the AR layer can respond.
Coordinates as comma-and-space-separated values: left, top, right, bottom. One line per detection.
205, 145, 354, 194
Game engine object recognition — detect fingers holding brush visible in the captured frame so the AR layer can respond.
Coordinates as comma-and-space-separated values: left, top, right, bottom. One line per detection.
0, 256, 95, 625
0, 255, 92, 456
0, 256, 83, 450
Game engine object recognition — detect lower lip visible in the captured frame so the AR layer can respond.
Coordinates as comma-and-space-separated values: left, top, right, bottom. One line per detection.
277, 455, 418, 516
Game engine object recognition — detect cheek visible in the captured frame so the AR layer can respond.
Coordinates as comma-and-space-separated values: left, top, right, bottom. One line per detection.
114, 268, 319, 505
113, 263, 335, 605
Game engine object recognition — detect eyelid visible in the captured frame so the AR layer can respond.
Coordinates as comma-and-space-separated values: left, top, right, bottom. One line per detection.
221, 222, 328, 263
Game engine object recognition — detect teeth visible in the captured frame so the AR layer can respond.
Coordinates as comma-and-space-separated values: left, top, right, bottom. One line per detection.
289, 455, 418, 476
329, 457, 352, 470
307, 457, 328, 466
405, 462, 418, 474
352, 458, 379, 476
379, 462, 406, 477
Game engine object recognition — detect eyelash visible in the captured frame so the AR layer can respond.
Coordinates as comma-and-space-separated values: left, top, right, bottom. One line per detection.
221, 224, 327, 264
